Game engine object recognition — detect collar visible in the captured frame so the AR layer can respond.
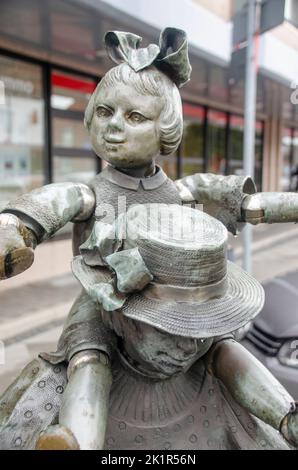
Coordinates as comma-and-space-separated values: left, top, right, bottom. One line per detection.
101, 164, 168, 191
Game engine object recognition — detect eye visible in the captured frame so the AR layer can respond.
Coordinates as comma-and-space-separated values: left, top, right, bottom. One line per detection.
96, 106, 112, 118
128, 112, 147, 124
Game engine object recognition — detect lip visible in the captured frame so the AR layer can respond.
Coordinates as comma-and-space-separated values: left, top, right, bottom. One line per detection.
159, 353, 194, 366
104, 137, 125, 144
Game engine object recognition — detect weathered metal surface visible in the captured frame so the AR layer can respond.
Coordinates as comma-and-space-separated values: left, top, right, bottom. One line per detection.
286, 406, 298, 446
176, 173, 256, 235
208, 338, 295, 430
36, 425, 79, 450
0, 336, 292, 450
242, 192, 298, 224
4, 183, 95, 241
58, 350, 112, 450
0, 214, 35, 280
104, 28, 192, 88
0, 358, 67, 450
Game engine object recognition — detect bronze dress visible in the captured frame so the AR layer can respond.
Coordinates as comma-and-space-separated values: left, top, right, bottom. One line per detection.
43, 165, 183, 364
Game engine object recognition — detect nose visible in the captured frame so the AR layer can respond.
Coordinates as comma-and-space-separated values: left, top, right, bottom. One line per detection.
107, 110, 125, 134
177, 338, 198, 355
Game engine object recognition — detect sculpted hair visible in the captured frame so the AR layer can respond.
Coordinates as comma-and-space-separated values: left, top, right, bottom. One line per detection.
84, 63, 183, 155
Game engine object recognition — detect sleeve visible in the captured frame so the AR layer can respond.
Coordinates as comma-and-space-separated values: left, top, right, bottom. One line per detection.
1, 182, 95, 242
175, 173, 256, 235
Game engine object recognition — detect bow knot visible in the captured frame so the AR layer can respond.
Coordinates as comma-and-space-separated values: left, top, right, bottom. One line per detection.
72, 219, 153, 312
104, 27, 192, 88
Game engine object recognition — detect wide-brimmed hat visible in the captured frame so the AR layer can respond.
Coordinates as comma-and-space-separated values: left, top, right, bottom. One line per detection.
72, 204, 264, 338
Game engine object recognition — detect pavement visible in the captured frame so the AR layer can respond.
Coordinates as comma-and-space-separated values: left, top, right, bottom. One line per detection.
1, 222, 298, 395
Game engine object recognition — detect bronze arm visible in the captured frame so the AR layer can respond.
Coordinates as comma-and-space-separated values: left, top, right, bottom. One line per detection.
175, 173, 256, 234
0, 183, 95, 279
1, 182, 95, 242
0, 214, 36, 280
36, 350, 112, 450
242, 192, 298, 225
207, 338, 298, 445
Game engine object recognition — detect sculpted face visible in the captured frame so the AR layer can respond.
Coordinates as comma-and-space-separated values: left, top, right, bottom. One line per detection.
101, 311, 213, 379
89, 83, 164, 169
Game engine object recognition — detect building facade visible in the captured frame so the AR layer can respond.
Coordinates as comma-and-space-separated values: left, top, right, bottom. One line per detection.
0, 0, 297, 214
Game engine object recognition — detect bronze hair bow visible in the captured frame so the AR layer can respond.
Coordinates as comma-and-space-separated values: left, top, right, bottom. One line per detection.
104, 27, 192, 88
72, 218, 153, 312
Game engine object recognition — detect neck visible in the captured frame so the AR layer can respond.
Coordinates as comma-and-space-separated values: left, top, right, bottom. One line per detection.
117, 161, 156, 178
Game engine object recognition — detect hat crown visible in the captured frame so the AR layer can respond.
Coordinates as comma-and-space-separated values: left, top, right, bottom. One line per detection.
123, 204, 228, 287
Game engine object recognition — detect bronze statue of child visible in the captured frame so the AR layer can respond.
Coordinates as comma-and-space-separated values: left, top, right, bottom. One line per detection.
1, 27, 298, 450
1, 203, 298, 450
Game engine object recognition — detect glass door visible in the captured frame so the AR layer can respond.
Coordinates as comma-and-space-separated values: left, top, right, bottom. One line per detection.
51, 69, 97, 184
207, 109, 227, 174
229, 115, 263, 190
181, 103, 205, 177
0, 55, 44, 210
281, 128, 292, 191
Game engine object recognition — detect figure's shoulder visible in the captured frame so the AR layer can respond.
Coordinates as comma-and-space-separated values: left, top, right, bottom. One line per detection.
175, 172, 256, 235
175, 172, 256, 199
87, 169, 106, 188
86, 169, 114, 199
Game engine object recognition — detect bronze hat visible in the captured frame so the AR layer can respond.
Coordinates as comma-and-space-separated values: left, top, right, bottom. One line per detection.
73, 204, 264, 338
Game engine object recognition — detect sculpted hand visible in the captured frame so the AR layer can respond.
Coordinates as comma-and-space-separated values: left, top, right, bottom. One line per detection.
0, 214, 36, 280
284, 407, 298, 447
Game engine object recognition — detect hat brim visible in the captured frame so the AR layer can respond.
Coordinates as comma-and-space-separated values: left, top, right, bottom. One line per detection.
120, 262, 265, 338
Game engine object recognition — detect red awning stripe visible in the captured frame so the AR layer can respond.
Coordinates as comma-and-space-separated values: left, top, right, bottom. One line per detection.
183, 103, 205, 120
52, 73, 97, 94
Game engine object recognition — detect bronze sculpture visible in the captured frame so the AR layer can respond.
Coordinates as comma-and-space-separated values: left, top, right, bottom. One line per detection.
0, 28, 298, 450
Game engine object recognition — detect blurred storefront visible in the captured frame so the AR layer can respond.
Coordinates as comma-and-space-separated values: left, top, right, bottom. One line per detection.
0, 0, 297, 212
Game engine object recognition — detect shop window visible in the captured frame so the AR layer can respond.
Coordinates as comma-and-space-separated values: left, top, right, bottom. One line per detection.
254, 121, 263, 191
156, 155, 177, 181
288, 129, 298, 192
294, 130, 298, 167
229, 115, 245, 177
51, 70, 97, 184
229, 115, 264, 190
207, 110, 227, 174
181, 103, 205, 177
53, 155, 96, 184
0, 55, 44, 210
282, 128, 293, 191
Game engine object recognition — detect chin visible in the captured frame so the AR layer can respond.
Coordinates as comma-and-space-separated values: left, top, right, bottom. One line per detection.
107, 157, 151, 169
155, 359, 190, 376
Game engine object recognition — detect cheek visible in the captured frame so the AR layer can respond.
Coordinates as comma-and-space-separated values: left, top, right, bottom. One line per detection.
126, 125, 160, 151
131, 333, 159, 359
90, 118, 106, 141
